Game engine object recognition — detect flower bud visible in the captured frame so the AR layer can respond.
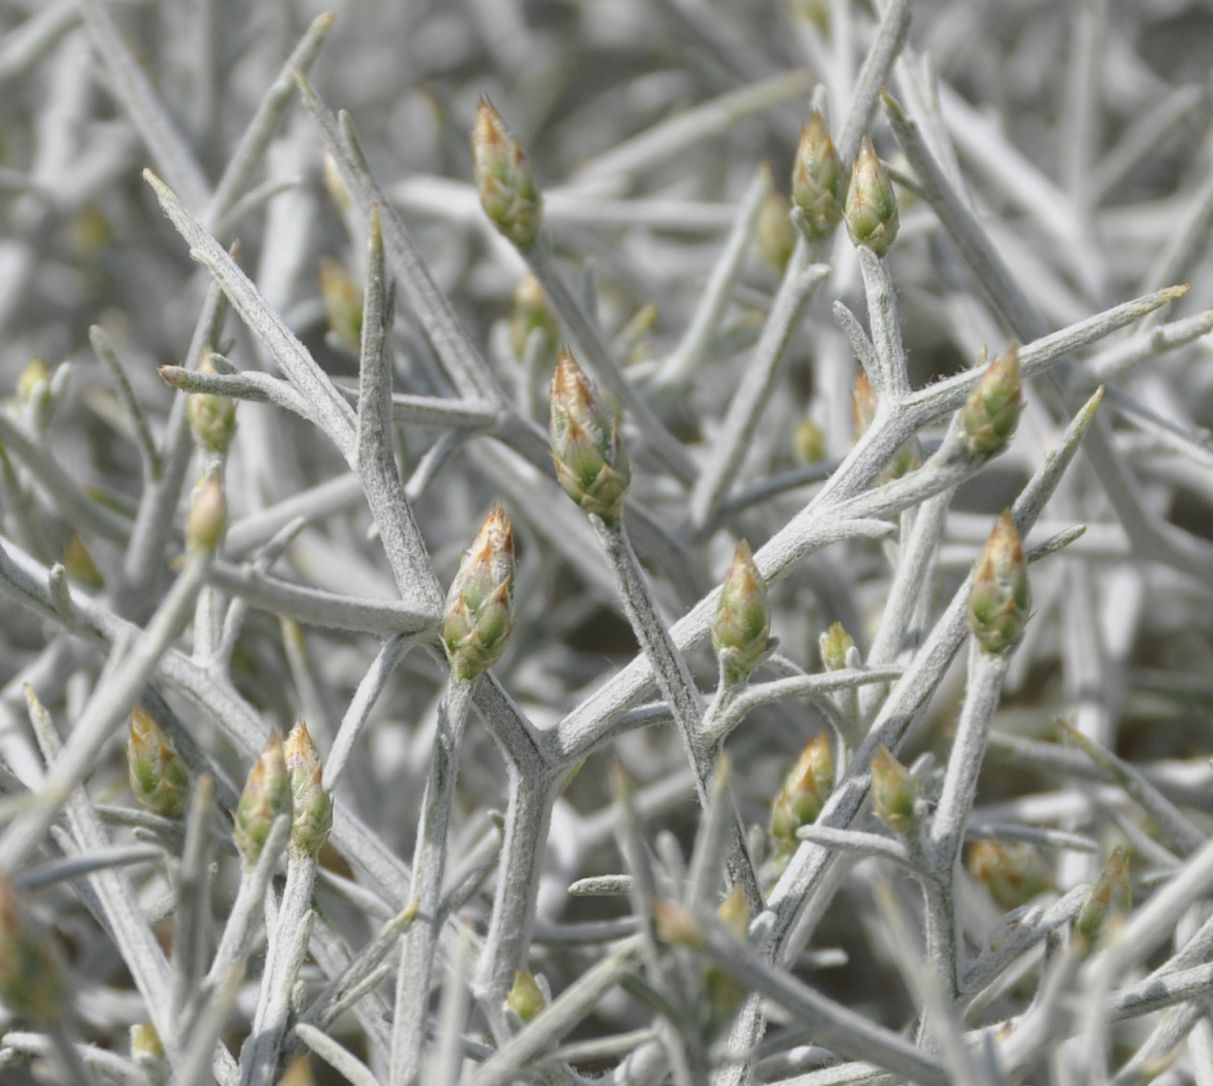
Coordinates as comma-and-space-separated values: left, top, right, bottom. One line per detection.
771, 732, 833, 852
126, 707, 190, 819
961, 345, 1022, 459
794, 416, 826, 463
507, 969, 545, 1023
869, 744, 918, 835
16, 358, 50, 405
1074, 846, 1131, 954
549, 349, 631, 523
711, 540, 771, 683
442, 505, 516, 680
757, 191, 797, 272
705, 887, 749, 1020
130, 1022, 164, 1061
651, 899, 703, 948
969, 511, 1030, 654
0, 877, 65, 1021
472, 98, 542, 250
62, 533, 104, 588
187, 357, 238, 455
966, 840, 1055, 910
319, 258, 363, 355
186, 472, 227, 552
844, 136, 899, 256
234, 732, 293, 866
285, 721, 332, 858
508, 274, 558, 363
819, 621, 855, 672
791, 110, 845, 243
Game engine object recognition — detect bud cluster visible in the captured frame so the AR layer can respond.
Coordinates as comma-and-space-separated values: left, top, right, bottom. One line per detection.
969, 511, 1031, 654
442, 505, 517, 680
126, 707, 190, 819
472, 98, 543, 249
234, 732, 293, 867
770, 732, 834, 855
711, 540, 771, 684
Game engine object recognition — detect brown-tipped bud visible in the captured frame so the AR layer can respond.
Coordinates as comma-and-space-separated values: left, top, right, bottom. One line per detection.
845, 137, 899, 256
506, 969, 545, 1023
794, 416, 826, 463
186, 472, 227, 552
757, 191, 797, 272
126, 708, 190, 819
969, 511, 1030, 654
652, 899, 703, 948
442, 505, 516, 680
771, 732, 834, 851
869, 744, 918, 834
284, 721, 332, 858
508, 274, 558, 363
962, 346, 1022, 459
966, 840, 1055, 910
62, 533, 104, 588
549, 349, 631, 523
234, 732, 293, 866
1074, 847, 1131, 954
187, 357, 238, 455
792, 110, 845, 242
319, 258, 363, 355
711, 540, 771, 683
819, 621, 855, 672
0, 877, 66, 1021
472, 98, 542, 249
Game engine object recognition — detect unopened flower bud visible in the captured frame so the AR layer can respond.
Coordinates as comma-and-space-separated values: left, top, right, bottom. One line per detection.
234, 732, 293, 867
1074, 846, 1131, 954
771, 732, 834, 851
0, 877, 65, 1021
652, 899, 703, 948
794, 416, 826, 463
62, 533, 104, 588
870, 744, 918, 834
712, 540, 771, 683
962, 345, 1022, 459
319, 258, 363, 355
845, 137, 899, 256
130, 1022, 164, 1061
549, 349, 631, 523
969, 511, 1030, 654
187, 357, 238, 455
186, 472, 227, 552
472, 98, 542, 249
757, 191, 797, 272
792, 110, 845, 242
508, 274, 558, 363
284, 721, 331, 858
967, 840, 1055, 910
507, 969, 545, 1023
126, 707, 190, 819
442, 505, 516, 680
819, 621, 855, 672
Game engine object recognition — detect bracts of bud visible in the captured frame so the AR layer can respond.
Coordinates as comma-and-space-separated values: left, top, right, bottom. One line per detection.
186, 357, 238, 455
791, 110, 845, 243
1074, 846, 1132, 955
819, 621, 855, 672
969, 511, 1031, 654
472, 97, 543, 250
711, 540, 771, 684
186, 472, 227, 553
441, 505, 516, 681
233, 732, 293, 867
284, 721, 332, 859
506, 969, 546, 1024
844, 136, 899, 257
549, 349, 631, 524
770, 731, 834, 853
961, 345, 1022, 459
869, 744, 919, 835
126, 707, 191, 819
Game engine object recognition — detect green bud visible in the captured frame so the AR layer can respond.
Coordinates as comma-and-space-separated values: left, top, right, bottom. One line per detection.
126, 707, 190, 819
869, 744, 918, 835
961, 345, 1022, 459
1074, 847, 1131, 955
62, 533, 104, 588
844, 136, 899, 256
234, 732, 293, 867
508, 274, 558, 363
794, 415, 826, 463
186, 472, 227, 553
319, 258, 363, 355
969, 511, 1030, 654
791, 110, 845, 242
284, 721, 332, 858
187, 357, 238, 455
472, 97, 543, 250
549, 349, 631, 523
966, 840, 1055, 910
771, 732, 833, 851
506, 969, 545, 1023
442, 505, 517, 680
819, 621, 855, 672
757, 191, 797, 272
0, 877, 66, 1021
130, 1022, 164, 1061
711, 540, 771, 683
